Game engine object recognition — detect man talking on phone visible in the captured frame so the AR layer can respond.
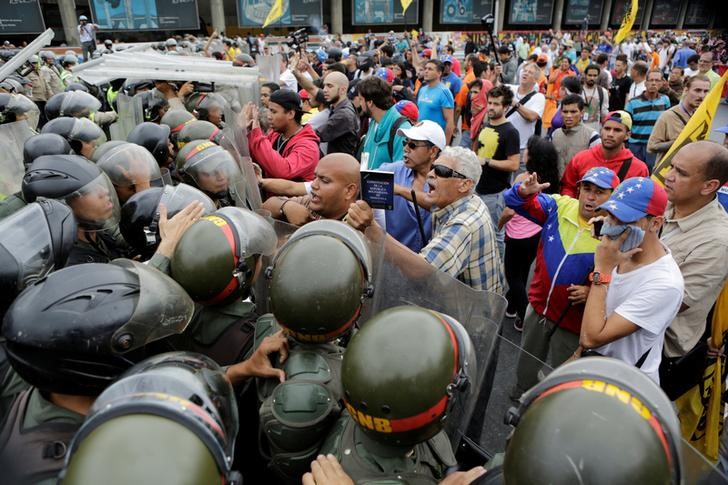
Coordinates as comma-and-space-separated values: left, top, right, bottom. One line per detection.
504, 167, 618, 399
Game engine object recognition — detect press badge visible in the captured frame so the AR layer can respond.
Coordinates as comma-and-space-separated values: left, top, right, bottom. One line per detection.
583, 112, 589, 121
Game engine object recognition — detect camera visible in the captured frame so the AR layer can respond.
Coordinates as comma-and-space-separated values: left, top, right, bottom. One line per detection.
287, 28, 309, 51
481, 14, 495, 34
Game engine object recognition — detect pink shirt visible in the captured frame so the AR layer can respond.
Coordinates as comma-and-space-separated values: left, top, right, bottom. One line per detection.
505, 213, 541, 239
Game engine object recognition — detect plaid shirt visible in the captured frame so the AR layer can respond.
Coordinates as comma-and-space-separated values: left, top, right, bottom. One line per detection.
420, 194, 503, 293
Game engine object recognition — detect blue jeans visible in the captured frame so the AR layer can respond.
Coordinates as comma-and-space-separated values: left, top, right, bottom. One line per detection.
478, 191, 505, 260
459, 130, 472, 149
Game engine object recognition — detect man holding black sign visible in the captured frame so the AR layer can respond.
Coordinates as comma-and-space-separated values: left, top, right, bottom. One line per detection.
77, 15, 98, 62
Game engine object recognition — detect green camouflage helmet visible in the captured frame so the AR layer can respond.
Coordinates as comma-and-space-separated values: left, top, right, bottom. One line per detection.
504, 357, 682, 484
60, 351, 240, 485
160, 109, 196, 143
178, 120, 223, 148
175, 141, 243, 201
170, 206, 277, 305
342, 305, 474, 448
267, 220, 373, 343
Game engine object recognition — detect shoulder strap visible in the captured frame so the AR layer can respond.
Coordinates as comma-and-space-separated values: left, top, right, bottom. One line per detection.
598, 86, 604, 110
617, 158, 633, 181
635, 346, 652, 368
506, 91, 537, 118
387, 116, 409, 160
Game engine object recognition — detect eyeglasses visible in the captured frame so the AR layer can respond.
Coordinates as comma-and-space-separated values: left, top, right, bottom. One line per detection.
403, 139, 432, 150
432, 164, 468, 179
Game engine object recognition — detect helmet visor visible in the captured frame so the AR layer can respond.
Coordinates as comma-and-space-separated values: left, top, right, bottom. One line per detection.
60, 91, 101, 118
216, 206, 277, 258
185, 148, 244, 199
65, 172, 121, 231
70, 117, 105, 143
111, 259, 194, 352
159, 183, 216, 215
98, 144, 163, 189
0, 203, 56, 291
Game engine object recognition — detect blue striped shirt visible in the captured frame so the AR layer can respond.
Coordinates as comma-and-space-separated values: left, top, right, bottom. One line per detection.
626, 94, 671, 145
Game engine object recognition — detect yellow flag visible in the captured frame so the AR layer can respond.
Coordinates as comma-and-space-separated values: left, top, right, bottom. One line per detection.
614, 0, 638, 44
401, 0, 413, 15
652, 69, 728, 186
262, 0, 284, 28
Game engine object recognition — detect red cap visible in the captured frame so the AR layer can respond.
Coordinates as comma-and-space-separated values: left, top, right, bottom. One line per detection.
298, 89, 310, 100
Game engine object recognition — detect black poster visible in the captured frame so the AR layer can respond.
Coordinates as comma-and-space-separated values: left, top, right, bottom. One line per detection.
650, 0, 682, 26
90, 0, 199, 30
684, 0, 710, 26
0, 0, 45, 34
508, 0, 554, 25
609, 0, 644, 28
563, 0, 602, 25
238, 0, 323, 27
440, 0, 494, 25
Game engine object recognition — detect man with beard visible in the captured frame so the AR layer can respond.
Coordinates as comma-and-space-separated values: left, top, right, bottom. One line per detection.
648, 75, 711, 166
262, 153, 360, 226
582, 64, 610, 132
609, 54, 633, 111
315, 71, 359, 156
357, 76, 412, 170
561, 111, 649, 197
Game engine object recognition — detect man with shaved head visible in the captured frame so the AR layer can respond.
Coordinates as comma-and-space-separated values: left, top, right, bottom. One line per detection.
310, 71, 360, 156
660, 141, 728, 390
263, 153, 361, 226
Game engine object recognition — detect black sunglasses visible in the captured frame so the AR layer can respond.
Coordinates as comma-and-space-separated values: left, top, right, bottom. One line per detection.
432, 164, 468, 179
402, 139, 432, 150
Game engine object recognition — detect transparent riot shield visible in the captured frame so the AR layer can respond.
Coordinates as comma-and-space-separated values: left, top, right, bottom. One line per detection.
0, 121, 36, 198
109, 93, 143, 141
361, 225, 504, 452
251, 217, 298, 315
681, 439, 728, 484
255, 54, 281, 84
221, 106, 261, 210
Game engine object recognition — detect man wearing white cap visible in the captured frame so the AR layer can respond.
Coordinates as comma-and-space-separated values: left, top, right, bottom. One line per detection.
378, 120, 445, 252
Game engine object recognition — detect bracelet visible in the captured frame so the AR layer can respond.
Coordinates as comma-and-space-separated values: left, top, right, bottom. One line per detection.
279, 199, 290, 217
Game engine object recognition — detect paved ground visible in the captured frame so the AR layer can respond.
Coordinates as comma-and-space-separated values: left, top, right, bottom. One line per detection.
477, 99, 728, 455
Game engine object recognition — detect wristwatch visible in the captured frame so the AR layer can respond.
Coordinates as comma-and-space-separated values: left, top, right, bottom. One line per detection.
589, 271, 611, 285
514, 102, 522, 109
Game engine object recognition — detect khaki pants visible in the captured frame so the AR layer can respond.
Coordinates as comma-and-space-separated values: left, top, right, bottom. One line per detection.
514, 304, 580, 395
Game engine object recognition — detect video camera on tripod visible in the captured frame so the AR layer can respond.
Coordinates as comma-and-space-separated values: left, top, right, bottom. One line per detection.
287, 28, 309, 51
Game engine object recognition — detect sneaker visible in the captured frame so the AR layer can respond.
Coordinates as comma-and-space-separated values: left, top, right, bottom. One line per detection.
505, 309, 517, 319
513, 316, 524, 332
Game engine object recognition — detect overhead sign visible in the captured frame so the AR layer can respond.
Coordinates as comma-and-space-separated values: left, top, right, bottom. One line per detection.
0, 0, 45, 34
609, 0, 644, 27
508, 0, 554, 25
439, 0, 493, 25
650, 0, 682, 26
238, 0, 322, 27
352, 0, 418, 25
89, 0, 200, 31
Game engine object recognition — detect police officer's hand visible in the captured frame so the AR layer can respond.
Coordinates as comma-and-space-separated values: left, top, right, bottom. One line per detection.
227, 330, 289, 385
156, 201, 205, 258
345, 200, 374, 231
177, 81, 194, 99
302, 454, 354, 485
439, 467, 487, 484
154, 81, 176, 99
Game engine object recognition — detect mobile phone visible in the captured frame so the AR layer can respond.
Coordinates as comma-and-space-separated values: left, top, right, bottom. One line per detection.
593, 220, 603, 238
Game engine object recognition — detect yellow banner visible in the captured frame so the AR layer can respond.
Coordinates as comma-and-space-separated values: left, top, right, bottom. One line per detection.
262, 0, 284, 28
402, 0, 413, 15
652, 69, 728, 186
614, 0, 638, 44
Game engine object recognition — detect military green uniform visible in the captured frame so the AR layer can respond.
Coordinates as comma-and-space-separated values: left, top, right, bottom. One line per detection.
0, 367, 84, 485
0, 192, 27, 219
320, 411, 456, 484
252, 314, 346, 484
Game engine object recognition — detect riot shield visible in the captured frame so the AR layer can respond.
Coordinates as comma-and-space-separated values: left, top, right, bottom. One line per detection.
255, 54, 281, 84
0, 121, 36, 199
251, 217, 298, 315
220, 107, 261, 210
681, 439, 728, 483
362, 225, 504, 452
109, 93, 143, 141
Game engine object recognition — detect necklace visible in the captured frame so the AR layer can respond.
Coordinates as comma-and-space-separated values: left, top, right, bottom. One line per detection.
275, 126, 302, 152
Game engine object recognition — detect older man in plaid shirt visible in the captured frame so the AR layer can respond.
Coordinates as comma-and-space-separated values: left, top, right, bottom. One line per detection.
347, 146, 503, 294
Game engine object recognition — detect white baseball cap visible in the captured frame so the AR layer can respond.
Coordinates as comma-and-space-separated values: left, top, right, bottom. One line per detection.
397, 120, 446, 151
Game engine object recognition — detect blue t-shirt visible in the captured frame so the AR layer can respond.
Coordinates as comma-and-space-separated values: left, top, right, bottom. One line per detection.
379, 161, 432, 252
417, 83, 454, 132
718, 186, 728, 212
673, 47, 697, 69
441, 72, 462, 98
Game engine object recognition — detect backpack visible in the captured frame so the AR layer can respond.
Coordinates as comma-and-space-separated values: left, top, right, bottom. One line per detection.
387, 116, 410, 160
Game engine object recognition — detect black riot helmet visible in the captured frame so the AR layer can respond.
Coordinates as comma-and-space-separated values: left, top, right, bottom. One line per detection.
22, 154, 121, 230
122, 79, 154, 97
40, 116, 105, 156
22, 133, 73, 169
45, 91, 102, 120
0, 199, 77, 315
120, 184, 215, 259
504, 357, 683, 484
0, 93, 37, 124
1, 259, 195, 396
65, 82, 90, 93
59, 352, 241, 485
138, 90, 169, 123
127, 122, 172, 167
